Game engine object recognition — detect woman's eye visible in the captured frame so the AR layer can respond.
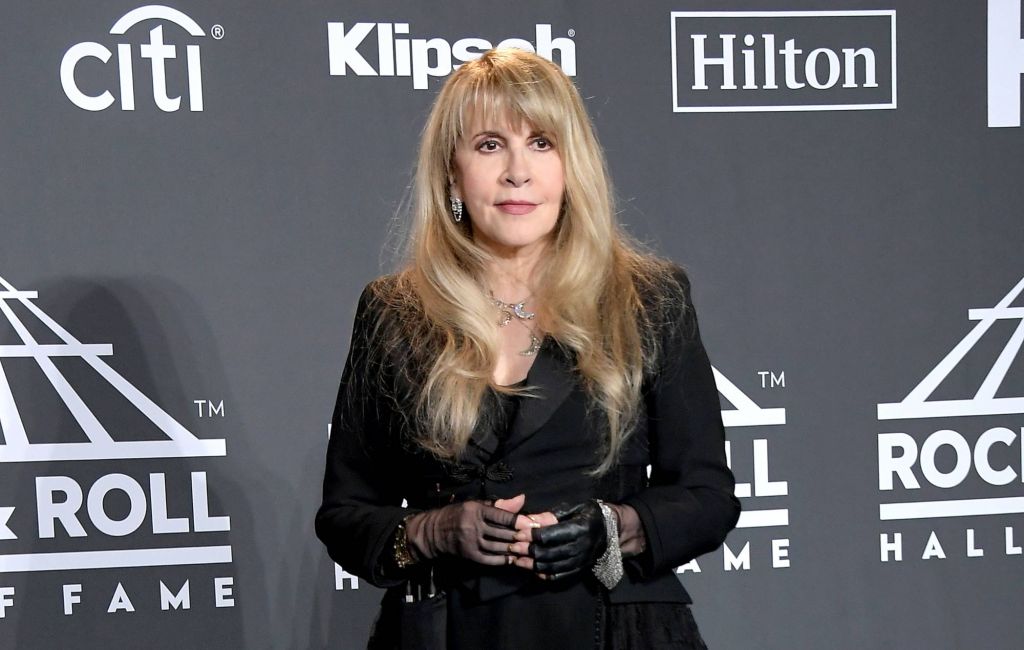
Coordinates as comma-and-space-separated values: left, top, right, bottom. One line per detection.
532, 138, 553, 150
478, 140, 500, 152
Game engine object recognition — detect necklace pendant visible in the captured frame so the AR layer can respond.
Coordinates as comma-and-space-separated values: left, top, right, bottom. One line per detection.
498, 310, 512, 327
519, 334, 542, 356
512, 302, 536, 320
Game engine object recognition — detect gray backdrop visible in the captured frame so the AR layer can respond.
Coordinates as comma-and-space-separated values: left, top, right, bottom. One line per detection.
1, 1, 1022, 648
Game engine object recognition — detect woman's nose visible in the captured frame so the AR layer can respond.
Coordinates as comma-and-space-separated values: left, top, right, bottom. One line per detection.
503, 148, 531, 187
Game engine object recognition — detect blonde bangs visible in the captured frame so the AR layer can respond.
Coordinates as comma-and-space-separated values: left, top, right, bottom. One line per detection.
439, 51, 574, 171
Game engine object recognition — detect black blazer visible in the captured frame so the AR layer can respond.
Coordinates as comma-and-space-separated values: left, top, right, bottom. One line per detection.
315, 268, 740, 605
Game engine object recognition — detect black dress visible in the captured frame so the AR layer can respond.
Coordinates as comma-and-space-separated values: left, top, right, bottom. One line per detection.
441, 382, 708, 650
320, 271, 739, 650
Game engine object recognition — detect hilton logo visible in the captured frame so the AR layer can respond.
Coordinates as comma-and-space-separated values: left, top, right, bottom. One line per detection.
671, 10, 897, 113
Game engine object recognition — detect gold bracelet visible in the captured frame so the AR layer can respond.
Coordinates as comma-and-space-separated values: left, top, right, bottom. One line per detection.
393, 516, 417, 570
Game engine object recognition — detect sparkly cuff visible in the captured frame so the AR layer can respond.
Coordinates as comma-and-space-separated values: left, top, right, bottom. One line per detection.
592, 500, 623, 590
392, 515, 419, 570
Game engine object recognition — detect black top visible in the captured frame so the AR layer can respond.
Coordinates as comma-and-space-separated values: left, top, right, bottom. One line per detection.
491, 377, 528, 445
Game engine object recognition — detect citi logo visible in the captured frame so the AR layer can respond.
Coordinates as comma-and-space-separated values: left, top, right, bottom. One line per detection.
61, 5, 211, 112
327, 22, 576, 90
989, 0, 1024, 127
671, 10, 897, 113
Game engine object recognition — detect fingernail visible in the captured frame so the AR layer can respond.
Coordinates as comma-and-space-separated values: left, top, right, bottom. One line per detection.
529, 521, 541, 528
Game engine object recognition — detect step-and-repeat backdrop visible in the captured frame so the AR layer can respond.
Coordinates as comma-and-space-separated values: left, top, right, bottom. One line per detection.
1, 1, 1021, 648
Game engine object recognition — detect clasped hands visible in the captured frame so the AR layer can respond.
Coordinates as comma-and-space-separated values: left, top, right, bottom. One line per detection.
404, 494, 619, 580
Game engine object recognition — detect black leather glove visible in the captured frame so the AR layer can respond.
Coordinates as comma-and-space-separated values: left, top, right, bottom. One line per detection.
530, 500, 607, 579
406, 500, 520, 566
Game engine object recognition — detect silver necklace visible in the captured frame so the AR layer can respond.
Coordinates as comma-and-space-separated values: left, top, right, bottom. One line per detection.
491, 293, 542, 356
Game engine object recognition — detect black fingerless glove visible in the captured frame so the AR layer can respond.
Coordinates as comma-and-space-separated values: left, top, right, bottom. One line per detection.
530, 500, 607, 579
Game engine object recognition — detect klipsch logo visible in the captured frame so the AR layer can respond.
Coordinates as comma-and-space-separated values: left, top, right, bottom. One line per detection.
0, 276, 233, 619
61, 5, 218, 112
327, 22, 576, 90
678, 367, 791, 574
876, 277, 1024, 562
671, 10, 897, 112
989, 0, 1024, 127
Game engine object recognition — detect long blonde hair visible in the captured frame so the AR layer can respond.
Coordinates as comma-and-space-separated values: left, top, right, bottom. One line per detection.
370, 48, 681, 474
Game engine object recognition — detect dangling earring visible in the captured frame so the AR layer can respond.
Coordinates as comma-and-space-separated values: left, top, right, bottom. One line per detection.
450, 197, 463, 222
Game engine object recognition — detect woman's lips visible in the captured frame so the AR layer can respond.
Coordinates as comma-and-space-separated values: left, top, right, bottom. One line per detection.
496, 201, 537, 215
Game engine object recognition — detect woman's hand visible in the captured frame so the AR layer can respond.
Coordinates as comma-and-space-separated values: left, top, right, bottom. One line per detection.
528, 501, 608, 579
405, 494, 536, 566
510, 501, 647, 578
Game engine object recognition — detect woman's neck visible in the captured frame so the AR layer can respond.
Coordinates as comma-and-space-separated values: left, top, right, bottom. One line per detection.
487, 258, 546, 304
478, 240, 547, 302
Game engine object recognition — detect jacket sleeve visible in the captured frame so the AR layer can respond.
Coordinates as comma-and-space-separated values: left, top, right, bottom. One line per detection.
314, 282, 412, 588
621, 269, 741, 576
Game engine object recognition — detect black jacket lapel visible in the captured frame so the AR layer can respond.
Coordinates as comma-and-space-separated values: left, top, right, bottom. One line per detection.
463, 337, 576, 465
501, 337, 576, 454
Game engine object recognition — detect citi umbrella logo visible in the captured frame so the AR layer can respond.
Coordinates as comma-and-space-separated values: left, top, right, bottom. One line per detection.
60, 5, 220, 112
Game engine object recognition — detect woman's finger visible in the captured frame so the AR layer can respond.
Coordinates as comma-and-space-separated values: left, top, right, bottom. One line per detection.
482, 502, 521, 528
479, 538, 528, 556
513, 513, 541, 532
493, 494, 526, 514
471, 550, 517, 567
532, 522, 579, 546
513, 512, 558, 540
538, 567, 584, 581
532, 542, 580, 564
530, 512, 559, 526
481, 523, 518, 542
535, 555, 586, 575
513, 556, 534, 571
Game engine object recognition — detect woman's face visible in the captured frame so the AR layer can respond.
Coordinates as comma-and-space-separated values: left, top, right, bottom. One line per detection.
452, 114, 564, 257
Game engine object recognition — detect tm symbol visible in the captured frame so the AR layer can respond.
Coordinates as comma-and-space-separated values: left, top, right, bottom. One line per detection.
758, 371, 785, 389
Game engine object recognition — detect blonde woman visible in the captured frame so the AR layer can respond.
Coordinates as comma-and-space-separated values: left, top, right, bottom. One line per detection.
316, 48, 739, 649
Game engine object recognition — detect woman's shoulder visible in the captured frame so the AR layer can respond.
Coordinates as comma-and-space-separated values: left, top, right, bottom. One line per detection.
630, 256, 692, 312
356, 273, 417, 314
353, 272, 430, 350
359, 273, 399, 302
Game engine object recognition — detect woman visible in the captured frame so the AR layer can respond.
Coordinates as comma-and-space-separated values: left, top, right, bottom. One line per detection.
316, 48, 739, 649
